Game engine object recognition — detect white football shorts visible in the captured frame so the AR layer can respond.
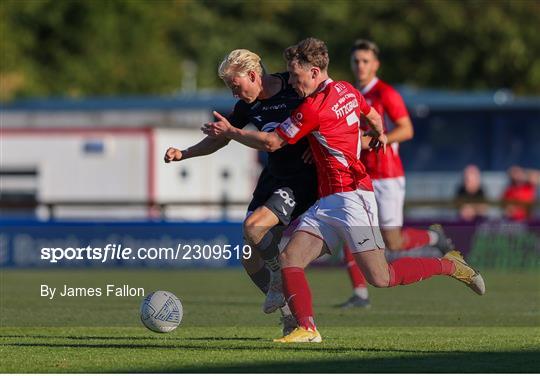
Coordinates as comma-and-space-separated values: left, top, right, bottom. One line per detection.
295, 189, 385, 254
372, 176, 406, 229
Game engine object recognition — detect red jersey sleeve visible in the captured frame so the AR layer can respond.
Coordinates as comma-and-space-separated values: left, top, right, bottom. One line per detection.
356, 90, 372, 115
275, 101, 319, 144
381, 86, 409, 122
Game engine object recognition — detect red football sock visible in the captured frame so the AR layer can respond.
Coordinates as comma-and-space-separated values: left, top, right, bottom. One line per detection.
281, 267, 316, 330
388, 257, 455, 286
343, 246, 367, 288
401, 228, 431, 250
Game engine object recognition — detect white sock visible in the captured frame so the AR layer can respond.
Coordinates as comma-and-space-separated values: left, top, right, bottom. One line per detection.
354, 286, 369, 299
428, 230, 439, 246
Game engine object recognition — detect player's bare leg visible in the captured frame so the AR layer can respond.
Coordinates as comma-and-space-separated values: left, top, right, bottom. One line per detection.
338, 245, 370, 308
244, 206, 282, 270
241, 246, 271, 298
274, 231, 325, 343
340, 225, 454, 308
352, 248, 485, 294
339, 227, 429, 308
276, 235, 485, 342
243, 206, 288, 314
241, 247, 296, 335
381, 227, 405, 252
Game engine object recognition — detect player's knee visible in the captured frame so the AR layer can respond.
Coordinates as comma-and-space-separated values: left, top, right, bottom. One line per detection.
279, 249, 306, 269
385, 239, 402, 252
382, 233, 403, 252
243, 216, 265, 245
279, 251, 294, 268
366, 272, 390, 288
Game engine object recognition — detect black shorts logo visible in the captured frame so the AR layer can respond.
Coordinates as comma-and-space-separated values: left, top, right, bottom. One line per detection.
275, 188, 295, 207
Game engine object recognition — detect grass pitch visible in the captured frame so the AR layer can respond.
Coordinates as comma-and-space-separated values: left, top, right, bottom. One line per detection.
1, 268, 539, 372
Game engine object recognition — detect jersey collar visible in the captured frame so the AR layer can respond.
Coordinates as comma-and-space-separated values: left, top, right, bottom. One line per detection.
360, 77, 378, 95
315, 78, 334, 94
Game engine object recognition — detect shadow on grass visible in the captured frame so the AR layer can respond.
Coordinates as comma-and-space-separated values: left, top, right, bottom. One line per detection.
117, 351, 539, 373
2, 341, 538, 372
5, 340, 527, 357
0, 334, 263, 341
2, 341, 442, 354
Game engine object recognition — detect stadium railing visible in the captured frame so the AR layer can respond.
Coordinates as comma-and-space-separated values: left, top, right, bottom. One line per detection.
0, 199, 537, 219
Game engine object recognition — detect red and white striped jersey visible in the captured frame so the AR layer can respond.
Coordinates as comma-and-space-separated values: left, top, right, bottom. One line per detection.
359, 78, 408, 179
276, 79, 373, 198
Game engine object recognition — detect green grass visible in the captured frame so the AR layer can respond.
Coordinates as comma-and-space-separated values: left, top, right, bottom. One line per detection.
1, 268, 539, 372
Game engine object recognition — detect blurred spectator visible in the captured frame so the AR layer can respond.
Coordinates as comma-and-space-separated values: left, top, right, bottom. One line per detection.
502, 166, 539, 221
455, 164, 488, 221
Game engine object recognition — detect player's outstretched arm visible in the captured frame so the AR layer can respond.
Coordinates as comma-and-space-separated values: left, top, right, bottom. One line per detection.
203, 111, 287, 152
163, 136, 230, 163
229, 127, 287, 152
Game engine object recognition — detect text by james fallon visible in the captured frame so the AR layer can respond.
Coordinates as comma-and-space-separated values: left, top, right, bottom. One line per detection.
40, 284, 145, 300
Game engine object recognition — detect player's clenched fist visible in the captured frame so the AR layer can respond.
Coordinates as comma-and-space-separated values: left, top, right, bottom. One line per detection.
164, 147, 182, 163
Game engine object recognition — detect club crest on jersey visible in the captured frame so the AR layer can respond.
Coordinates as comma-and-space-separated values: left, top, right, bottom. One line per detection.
279, 118, 300, 138
334, 82, 347, 94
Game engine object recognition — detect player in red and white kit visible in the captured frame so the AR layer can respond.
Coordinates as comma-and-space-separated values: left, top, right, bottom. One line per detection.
338, 40, 454, 308
204, 38, 485, 343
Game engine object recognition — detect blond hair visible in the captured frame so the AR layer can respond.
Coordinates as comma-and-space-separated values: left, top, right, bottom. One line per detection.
218, 49, 265, 81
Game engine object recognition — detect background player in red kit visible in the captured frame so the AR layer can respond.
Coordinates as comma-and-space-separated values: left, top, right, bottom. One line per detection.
204, 38, 485, 343
338, 40, 455, 308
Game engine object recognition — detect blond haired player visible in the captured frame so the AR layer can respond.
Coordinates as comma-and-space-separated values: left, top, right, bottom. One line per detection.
165, 49, 318, 335
203, 38, 485, 343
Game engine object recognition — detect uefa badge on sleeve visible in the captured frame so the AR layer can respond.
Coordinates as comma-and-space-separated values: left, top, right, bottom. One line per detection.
280, 117, 300, 138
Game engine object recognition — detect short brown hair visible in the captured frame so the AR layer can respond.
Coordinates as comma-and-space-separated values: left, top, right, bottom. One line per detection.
283, 37, 329, 71
350, 39, 379, 58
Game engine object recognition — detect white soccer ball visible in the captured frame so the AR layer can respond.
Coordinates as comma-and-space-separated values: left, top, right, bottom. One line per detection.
140, 291, 183, 333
